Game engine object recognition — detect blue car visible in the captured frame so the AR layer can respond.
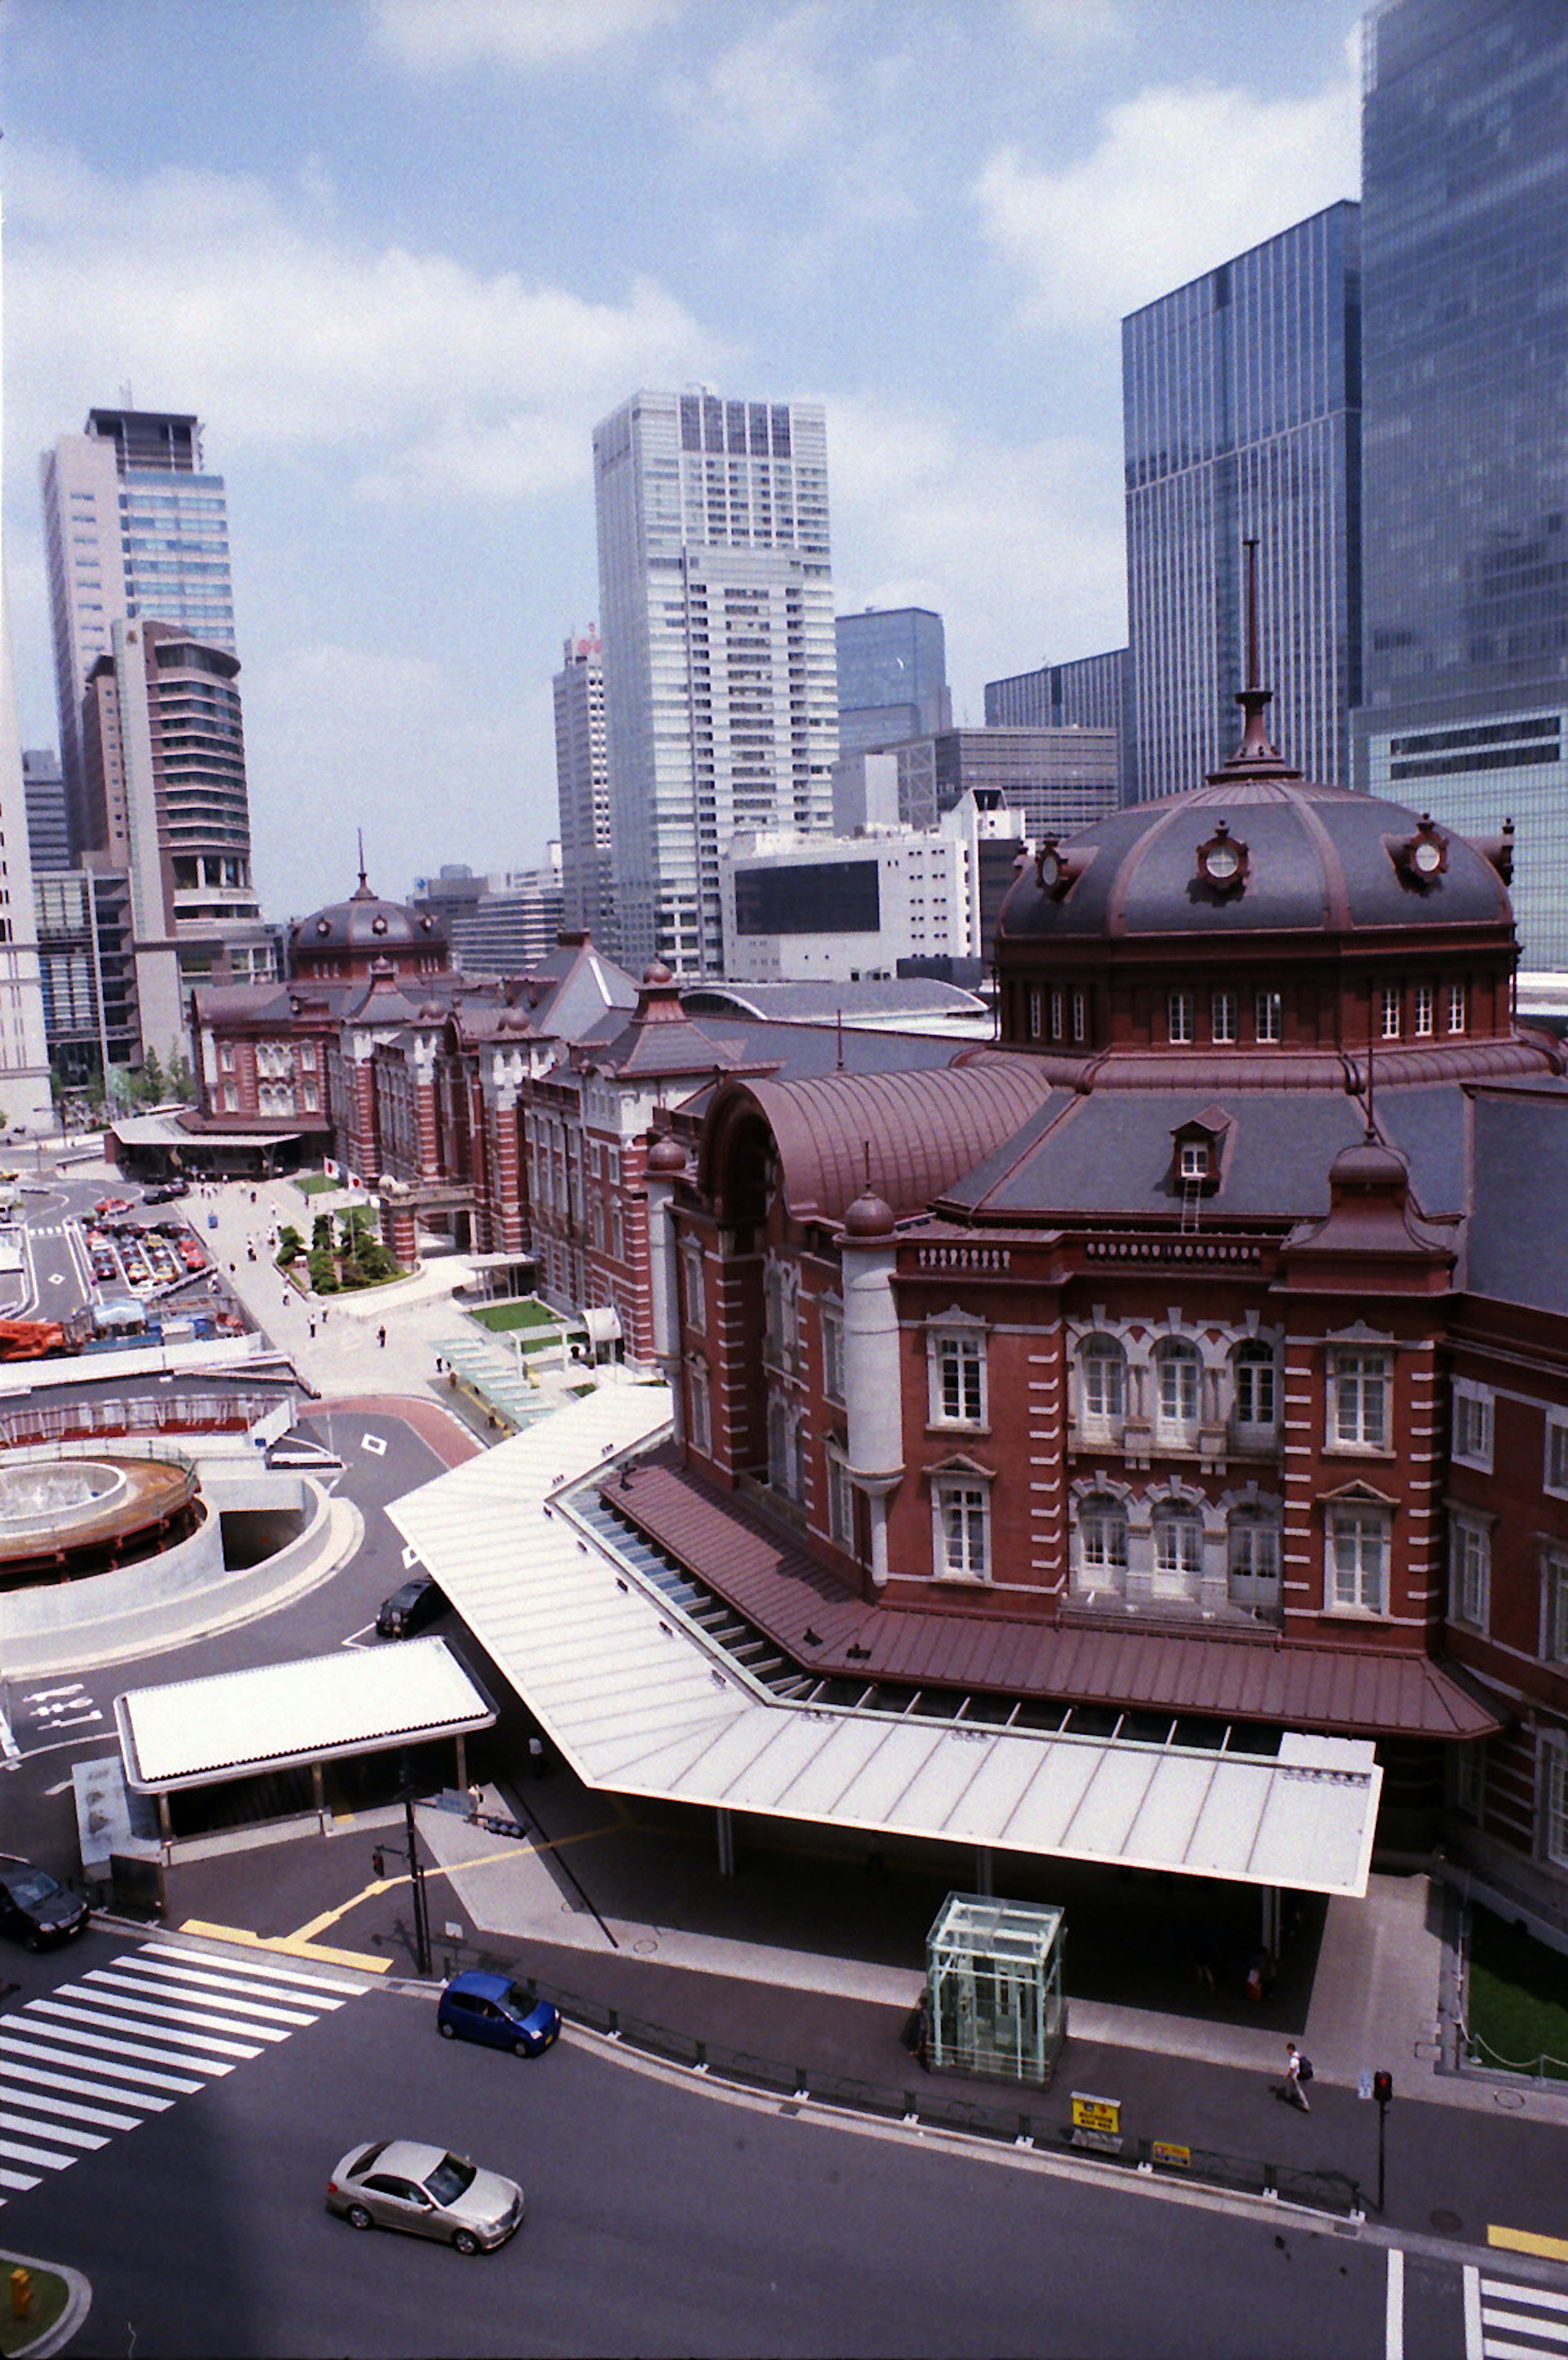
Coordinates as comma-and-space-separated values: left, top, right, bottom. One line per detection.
437, 1970, 561, 2058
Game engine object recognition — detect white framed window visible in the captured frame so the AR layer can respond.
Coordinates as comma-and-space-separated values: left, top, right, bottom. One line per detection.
1227, 1507, 1281, 1609
1076, 1494, 1128, 1591
1232, 1341, 1278, 1432
298, 1041, 317, 1071
1541, 1741, 1568, 1870
1330, 1348, 1391, 1450
1450, 1513, 1491, 1630
222, 1085, 238, 1112
1327, 1503, 1390, 1615
687, 1360, 711, 1455
1544, 1416, 1568, 1499
1414, 983, 1435, 1037
1071, 989, 1087, 1044
1211, 990, 1238, 1044
1079, 1336, 1126, 1428
1152, 1505, 1203, 1597
929, 1327, 987, 1428
932, 1476, 990, 1583
1155, 1338, 1201, 1443
679, 1237, 706, 1334
1542, 1547, 1568, 1663
768, 1398, 795, 1497
1451, 1379, 1494, 1472
1255, 989, 1282, 1043
1380, 986, 1402, 1040
1168, 991, 1194, 1044
1028, 986, 1043, 1040
827, 1454, 856, 1552
219, 1042, 234, 1072
1050, 988, 1065, 1040
1178, 1140, 1209, 1182
1448, 980, 1468, 1035
821, 1306, 844, 1405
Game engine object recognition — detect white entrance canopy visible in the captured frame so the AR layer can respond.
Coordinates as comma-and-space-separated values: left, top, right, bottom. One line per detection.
388, 1389, 1383, 1899
116, 1636, 494, 1792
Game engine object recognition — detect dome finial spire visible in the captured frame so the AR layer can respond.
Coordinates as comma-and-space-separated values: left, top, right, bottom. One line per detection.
1206, 536, 1302, 783
353, 827, 374, 901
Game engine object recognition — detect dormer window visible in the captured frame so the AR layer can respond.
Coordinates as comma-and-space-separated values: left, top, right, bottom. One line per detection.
1178, 1140, 1210, 1182
1195, 821, 1248, 895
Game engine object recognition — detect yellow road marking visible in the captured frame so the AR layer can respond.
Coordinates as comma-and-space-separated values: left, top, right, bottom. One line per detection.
1488, 2226, 1568, 2262
178, 1918, 390, 1973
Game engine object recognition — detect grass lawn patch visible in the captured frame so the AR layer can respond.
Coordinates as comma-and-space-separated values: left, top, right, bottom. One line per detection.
0, 2266, 69, 2356
470, 1299, 560, 1336
294, 1173, 345, 1197
1466, 1904, 1568, 2078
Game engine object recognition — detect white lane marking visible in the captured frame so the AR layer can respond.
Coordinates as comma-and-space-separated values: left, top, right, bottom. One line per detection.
1465, 2266, 1485, 2360
0, 2164, 40, 2192
361, 1432, 387, 1456
1481, 2340, 1568, 2360
22, 1685, 84, 1704
1481, 2318, 1568, 2355
139, 1940, 368, 1999
1483, 2287, 1568, 2319
2, 2113, 107, 2151
102, 1959, 323, 2022
41, 1778, 74, 1798
0, 2135, 76, 2172
73, 1977, 286, 2043
4, 2023, 209, 2091
42, 1995, 263, 2060
47, 1712, 103, 1730
1386, 2246, 1403, 2360
0, 2055, 158, 2118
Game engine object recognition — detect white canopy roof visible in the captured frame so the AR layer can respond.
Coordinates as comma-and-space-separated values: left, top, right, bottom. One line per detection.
388, 1388, 1382, 1898
117, 1636, 493, 1791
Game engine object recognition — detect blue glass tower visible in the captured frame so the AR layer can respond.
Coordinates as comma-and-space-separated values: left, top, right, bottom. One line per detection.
1123, 201, 1362, 800
1353, 0, 1568, 968
835, 607, 950, 756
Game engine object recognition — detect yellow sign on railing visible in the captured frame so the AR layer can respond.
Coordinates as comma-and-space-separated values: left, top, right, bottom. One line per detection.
1070, 2092, 1121, 2137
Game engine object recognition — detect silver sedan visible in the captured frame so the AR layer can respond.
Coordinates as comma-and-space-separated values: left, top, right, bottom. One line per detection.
326, 2139, 524, 2255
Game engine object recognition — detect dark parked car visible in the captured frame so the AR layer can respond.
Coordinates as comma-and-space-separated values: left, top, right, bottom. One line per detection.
0, 1856, 89, 1950
376, 1578, 445, 1639
145, 1179, 191, 1202
437, 1972, 561, 2057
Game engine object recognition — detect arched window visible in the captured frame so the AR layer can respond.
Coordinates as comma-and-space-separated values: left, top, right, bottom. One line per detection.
1076, 1493, 1128, 1592
1152, 1502, 1204, 1598
1227, 1503, 1281, 1610
1079, 1336, 1126, 1428
1232, 1341, 1278, 1434
1154, 1339, 1201, 1443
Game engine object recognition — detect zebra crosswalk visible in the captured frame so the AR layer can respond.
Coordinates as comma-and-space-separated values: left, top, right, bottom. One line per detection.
1468, 2269, 1568, 2359
0, 1940, 368, 2200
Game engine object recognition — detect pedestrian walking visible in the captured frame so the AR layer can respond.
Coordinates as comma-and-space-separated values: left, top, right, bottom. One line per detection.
1281, 2042, 1312, 2111
467, 1782, 485, 1824
376, 1325, 387, 1349
308, 1318, 316, 1339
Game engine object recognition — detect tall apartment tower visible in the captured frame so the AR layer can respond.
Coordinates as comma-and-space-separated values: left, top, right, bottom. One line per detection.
1124, 202, 1362, 800
835, 607, 951, 757
593, 389, 838, 974
1353, 0, 1568, 968
553, 629, 615, 950
41, 408, 236, 858
0, 594, 60, 1132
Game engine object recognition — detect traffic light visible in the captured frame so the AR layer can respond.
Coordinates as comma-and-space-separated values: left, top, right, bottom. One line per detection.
1372, 2069, 1394, 2105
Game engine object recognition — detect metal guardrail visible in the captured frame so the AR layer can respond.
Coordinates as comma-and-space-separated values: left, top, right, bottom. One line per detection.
514, 1975, 1363, 2218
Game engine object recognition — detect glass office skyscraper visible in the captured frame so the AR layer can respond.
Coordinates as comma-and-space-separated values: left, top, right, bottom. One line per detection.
835, 607, 950, 756
1123, 202, 1362, 800
1354, 0, 1568, 968
593, 390, 838, 975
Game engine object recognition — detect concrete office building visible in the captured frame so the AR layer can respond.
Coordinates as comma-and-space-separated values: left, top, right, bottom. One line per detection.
41, 409, 237, 857
22, 750, 70, 873
985, 650, 1127, 739
1352, 0, 1568, 971
593, 389, 839, 975
836, 606, 951, 757
554, 629, 615, 951
1125, 203, 1362, 801
720, 789, 1026, 983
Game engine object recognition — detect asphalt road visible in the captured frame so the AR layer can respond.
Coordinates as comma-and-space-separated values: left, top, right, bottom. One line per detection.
0, 1928, 1482, 2360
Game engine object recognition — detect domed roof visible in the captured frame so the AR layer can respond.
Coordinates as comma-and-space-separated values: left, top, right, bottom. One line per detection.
288, 868, 446, 957
1000, 773, 1514, 946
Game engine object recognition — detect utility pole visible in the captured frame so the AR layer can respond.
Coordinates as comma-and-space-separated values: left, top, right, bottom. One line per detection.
403, 1770, 431, 1978
1373, 2069, 1393, 2212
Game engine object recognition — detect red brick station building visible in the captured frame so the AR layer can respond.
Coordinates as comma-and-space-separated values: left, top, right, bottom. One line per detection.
182, 695, 1568, 1943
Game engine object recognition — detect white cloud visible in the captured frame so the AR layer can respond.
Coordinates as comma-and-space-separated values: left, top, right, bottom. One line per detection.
7, 142, 724, 503
825, 395, 1126, 723
369, 0, 684, 71
973, 46, 1360, 329
664, 5, 840, 161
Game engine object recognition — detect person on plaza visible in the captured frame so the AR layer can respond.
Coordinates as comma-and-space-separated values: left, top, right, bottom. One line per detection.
467, 1781, 485, 1823
377, 1325, 387, 1348
1281, 2042, 1311, 2111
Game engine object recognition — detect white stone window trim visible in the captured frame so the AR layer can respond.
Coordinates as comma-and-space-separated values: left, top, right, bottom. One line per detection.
819, 1295, 845, 1407
924, 1306, 989, 1433
1540, 1542, 1568, 1665
1069, 1474, 1134, 1596
1451, 1377, 1494, 1474
1326, 1331, 1396, 1454
1323, 1491, 1395, 1618
1447, 1503, 1494, 1633
928, 1456, 994, 1586
1543, 1414, 1568, 1501
1538, 1732, 1568, 1874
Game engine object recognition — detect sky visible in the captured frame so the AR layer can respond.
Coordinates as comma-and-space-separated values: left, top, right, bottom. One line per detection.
3, 0, 1361, 922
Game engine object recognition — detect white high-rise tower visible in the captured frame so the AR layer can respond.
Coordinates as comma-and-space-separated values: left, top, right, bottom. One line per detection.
592, 390, 839, 974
